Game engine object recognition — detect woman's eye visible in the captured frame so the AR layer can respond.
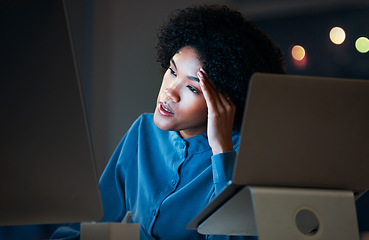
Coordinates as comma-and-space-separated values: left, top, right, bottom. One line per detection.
187, 85, 199, 93
168, 67, 177, 76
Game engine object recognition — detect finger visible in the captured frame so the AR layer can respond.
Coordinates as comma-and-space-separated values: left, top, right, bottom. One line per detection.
217, 93, 236, 120
198, 70, 236, 117
220, 93, 235, 108
199, 68, 217, 89
198, 69, 225, 107
198, 70, 220, 112
218, 93, 230, 106
199, 69, 234, 106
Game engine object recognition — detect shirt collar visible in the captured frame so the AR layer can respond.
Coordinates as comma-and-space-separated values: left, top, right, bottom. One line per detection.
169, 131, 211, 154
169, 130, 240, 154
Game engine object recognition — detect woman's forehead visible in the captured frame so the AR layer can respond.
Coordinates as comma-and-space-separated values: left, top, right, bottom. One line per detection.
172, 47, 203, 68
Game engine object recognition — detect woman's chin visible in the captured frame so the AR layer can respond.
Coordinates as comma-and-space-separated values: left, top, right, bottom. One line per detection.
153, 112, 174, 131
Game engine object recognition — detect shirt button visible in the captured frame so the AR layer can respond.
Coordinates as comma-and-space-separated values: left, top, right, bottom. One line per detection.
171, 180, 176, 186
152, 210, 157, 215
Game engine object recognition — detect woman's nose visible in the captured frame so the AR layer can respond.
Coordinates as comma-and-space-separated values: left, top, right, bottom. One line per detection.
165, 84, 180, 103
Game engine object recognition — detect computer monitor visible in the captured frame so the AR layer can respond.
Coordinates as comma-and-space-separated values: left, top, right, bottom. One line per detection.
0, 0, 103, 226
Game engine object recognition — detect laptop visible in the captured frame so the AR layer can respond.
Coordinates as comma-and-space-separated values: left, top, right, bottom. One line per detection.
0, 0, 103, 226
187, 72, 369, 230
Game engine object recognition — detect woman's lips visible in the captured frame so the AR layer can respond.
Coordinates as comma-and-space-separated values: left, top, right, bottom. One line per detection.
159, 102, 174, 117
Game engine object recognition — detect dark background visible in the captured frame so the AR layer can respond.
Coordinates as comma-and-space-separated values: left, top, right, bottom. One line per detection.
1, 0, 368, 239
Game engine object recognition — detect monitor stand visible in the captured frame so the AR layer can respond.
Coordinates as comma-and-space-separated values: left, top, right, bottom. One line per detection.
197, 186, 359, 240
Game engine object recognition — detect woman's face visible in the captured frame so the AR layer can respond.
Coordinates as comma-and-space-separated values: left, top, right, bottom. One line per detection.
154, 47, 208, 138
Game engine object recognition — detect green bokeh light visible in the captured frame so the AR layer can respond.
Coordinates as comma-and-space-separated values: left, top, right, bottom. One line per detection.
355, 37, 369, 53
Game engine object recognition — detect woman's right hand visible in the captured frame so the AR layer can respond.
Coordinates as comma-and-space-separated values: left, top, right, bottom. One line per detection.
197, 68, 236, 155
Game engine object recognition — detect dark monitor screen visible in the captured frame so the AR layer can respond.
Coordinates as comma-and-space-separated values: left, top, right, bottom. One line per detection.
0, 0, 103, 226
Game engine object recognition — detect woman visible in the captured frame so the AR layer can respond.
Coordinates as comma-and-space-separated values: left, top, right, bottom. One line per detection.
52, 4, 285, 240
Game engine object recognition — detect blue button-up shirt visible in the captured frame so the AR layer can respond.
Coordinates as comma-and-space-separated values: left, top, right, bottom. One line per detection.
99, 113, 252, 239
51, 113, 255, 240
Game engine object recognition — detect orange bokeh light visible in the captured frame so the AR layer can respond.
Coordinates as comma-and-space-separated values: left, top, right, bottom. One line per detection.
291, 45, 306, 61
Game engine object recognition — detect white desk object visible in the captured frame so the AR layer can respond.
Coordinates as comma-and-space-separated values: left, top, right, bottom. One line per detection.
81, 222, 140, 240
197, 186, 359, 240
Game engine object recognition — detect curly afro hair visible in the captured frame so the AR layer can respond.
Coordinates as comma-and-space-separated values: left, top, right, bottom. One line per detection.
156, 5, 285, 131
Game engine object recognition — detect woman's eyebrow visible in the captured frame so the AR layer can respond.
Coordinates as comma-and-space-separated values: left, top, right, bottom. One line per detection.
170, 59, 177, 69
187, 76, 200, 82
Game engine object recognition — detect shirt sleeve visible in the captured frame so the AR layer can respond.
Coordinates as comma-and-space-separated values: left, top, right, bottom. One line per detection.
99, 115, 144, 223
98, 136, 128, 222
208, 151, 258, 240
211, 151, 237, 195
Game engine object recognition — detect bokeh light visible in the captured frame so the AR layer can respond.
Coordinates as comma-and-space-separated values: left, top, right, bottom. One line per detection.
291, 45, 306, 61
329, 27, 346, 45
355, 37, 369, 53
